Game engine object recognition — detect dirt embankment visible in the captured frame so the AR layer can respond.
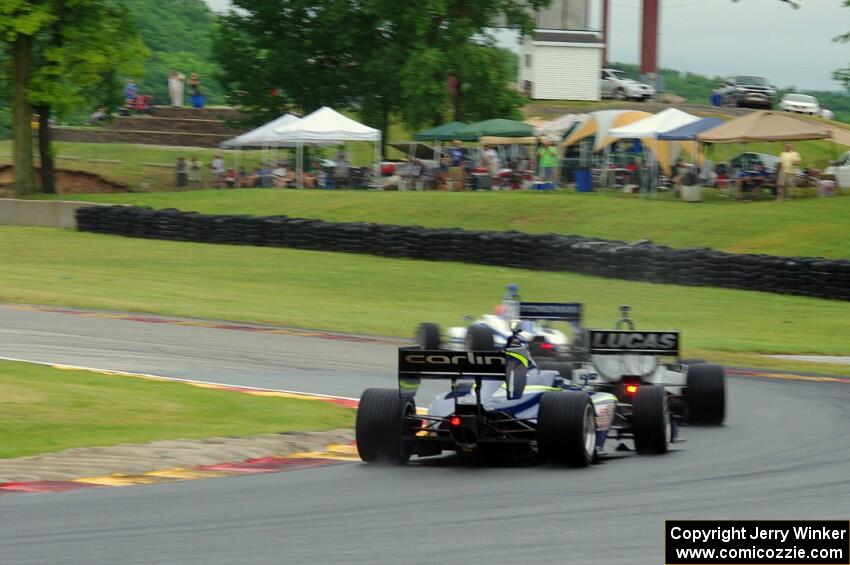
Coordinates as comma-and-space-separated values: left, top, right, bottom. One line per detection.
0, 165, 130, 198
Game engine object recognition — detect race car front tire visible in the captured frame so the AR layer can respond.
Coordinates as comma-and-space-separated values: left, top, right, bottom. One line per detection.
465, 324, 495, 351
356, 388, 415, 464
632, 385, 670, 454
416, 322, 441, 350
686, 363, 725, 425
538, 391, 596, 467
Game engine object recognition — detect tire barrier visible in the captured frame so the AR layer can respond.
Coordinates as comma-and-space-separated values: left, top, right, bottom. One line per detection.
75, 205, 850, 301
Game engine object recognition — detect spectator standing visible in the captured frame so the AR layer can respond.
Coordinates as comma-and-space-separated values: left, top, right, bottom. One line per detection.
168, 69, 186, 107
175, 157, 188, 189
484, 145, 501, 189
210, 154, 226, 188
188, 157, 202, 187
448, 140, 467, 190
537, 139, 559, 185
777, 142, 801, 201
333, 149, 349, 188
189, 73, 201, 96
124, 80, 138, 106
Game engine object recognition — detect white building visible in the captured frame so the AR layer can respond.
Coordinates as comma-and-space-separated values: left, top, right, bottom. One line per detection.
517, 0, 604, 101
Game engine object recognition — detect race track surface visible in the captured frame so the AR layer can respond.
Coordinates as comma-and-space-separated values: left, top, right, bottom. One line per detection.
1, 305, 849, 565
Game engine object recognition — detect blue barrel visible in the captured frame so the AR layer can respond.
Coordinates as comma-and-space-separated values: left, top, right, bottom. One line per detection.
575, 168, 593, 192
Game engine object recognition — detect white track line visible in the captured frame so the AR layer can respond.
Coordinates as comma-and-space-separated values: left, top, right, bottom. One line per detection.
0, 355, 360, 403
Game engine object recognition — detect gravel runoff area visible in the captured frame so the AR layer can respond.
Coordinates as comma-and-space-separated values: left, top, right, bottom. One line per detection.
0, 429, 354, 483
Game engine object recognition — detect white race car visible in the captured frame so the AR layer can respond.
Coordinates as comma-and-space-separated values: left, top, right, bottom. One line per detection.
415, 287, 583, 361
570, 306, 725, 425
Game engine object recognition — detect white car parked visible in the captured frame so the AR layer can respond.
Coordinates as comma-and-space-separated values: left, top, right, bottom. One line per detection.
823, 151, 850, 188
778, 93, 820, 115
600, 68, 655, 101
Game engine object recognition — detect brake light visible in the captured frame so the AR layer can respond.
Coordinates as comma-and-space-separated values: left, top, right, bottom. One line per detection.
449, 416, 462, 427
625, 384, 638, 395
539, 342, 554, 351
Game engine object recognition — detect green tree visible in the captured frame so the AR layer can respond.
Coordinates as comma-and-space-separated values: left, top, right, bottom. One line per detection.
28, 0, 146, 193
213, 0, 549, 146
1, 0, 145, 195
0, 1, 53, 195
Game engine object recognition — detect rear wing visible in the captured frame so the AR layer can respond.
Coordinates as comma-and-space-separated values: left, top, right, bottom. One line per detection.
398, 347, 528, 400
587, 330, 680, 356
519, 302, 582, 323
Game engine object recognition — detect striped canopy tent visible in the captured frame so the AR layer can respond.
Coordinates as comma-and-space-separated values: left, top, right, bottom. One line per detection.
607, 108, 702, 173
535, 113, 588, 138
562, 110, 652, 152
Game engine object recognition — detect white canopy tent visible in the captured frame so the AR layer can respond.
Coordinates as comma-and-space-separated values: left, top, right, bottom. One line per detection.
274, 107, 381, 187
220, 113, 301, 149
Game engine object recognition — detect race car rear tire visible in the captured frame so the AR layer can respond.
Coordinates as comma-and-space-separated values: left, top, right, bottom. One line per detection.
465, 324, 495, 351
686, 363, 725, 425
356, 388, 415, 464
632, 385, 669, 455
538, 391, 596, 467
416, 322, 441, 350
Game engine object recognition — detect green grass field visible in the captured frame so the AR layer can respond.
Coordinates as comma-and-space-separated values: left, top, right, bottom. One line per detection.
0, 359, 354, 458
49, 190, 850, 259
1, 227, 848, 377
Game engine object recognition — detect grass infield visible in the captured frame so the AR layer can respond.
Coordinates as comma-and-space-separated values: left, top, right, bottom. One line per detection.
0, 360, 354, 459
1, 226, 848, 377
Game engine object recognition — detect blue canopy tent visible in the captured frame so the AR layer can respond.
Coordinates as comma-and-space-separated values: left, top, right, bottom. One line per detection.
658, 117, 725, 186
656, 117, 725, 141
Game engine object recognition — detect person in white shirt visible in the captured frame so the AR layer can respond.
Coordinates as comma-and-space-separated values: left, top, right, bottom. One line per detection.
168, 69, 186, 107
210, 155, 226, 188
820, 107, 835, 121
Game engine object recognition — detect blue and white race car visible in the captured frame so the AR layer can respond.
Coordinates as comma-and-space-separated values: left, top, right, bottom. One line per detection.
356, 328, 675, 467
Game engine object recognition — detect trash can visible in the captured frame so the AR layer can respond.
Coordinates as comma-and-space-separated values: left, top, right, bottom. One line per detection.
575, 168, 593, 192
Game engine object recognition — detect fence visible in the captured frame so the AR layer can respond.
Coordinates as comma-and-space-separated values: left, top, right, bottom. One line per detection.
75, 205, 850, 301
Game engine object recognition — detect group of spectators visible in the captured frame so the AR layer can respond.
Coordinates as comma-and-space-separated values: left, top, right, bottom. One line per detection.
174, 154, 344, 190
383, 138, 560, 191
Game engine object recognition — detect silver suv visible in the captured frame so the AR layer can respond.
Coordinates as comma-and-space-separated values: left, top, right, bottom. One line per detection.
600, 68, 656, 101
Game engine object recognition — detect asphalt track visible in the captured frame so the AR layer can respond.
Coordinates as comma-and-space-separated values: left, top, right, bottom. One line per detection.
1, 305, 849, 565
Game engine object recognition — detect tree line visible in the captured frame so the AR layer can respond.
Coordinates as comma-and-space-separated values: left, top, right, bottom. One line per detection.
1, 0, 545, 196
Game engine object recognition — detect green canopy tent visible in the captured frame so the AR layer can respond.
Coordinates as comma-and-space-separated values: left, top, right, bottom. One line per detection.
455, 118, 535, 139
413, 122, 471, 164
414, 121, 470, 141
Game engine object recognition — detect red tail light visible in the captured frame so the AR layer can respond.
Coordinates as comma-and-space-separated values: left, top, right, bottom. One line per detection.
449, 416, 462, 427
625, 384, 638, 395
539, 342, 554, 351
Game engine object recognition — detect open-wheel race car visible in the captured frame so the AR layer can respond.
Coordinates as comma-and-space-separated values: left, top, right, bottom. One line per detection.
571, 306, 726, 425
356, 327, 677, 466
415, 285, 583, 361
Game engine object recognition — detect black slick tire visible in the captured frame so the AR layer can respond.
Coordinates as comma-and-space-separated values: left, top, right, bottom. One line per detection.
356, 388, 415, 464
538, 391, 596, 467
416, 322, 441, 350
632, 385, 669, 454
687, 363, 725, 425
465, 324, 495, 351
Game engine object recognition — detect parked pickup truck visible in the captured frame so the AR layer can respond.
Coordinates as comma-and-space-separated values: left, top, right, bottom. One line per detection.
720, 75, 777, 109
600, 68, 655, 101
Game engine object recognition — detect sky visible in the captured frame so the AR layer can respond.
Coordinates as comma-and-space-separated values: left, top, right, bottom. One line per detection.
204, 0, 849, 91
